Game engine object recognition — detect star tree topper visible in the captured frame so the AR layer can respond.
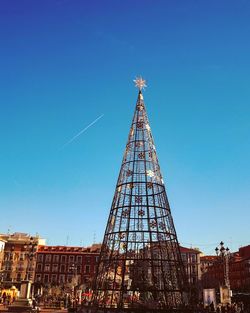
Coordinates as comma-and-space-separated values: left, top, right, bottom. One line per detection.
133, 76, 147, 91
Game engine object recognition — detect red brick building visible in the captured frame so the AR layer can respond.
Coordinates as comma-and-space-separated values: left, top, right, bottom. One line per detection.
200, 255, 218, 275
34, 244, 101, 289
34, 244, 202, 289
201, 245, 250, 292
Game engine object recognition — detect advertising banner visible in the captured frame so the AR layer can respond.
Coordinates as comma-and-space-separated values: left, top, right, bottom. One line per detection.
220, 286, 231, 305
203, 288, 216, 308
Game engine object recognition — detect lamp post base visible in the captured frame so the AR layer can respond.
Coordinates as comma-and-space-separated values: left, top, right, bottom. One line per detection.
20, 280, 32, 299
8, 280, 33, 312
8, 298, 33, 312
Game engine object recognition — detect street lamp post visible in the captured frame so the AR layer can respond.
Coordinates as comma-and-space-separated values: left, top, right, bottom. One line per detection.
18, 237, 38, 301
215, 241, 231, 305
24, 237, 38, 282
69, 263, 78, 307
0, 270, 4, 290
8, 237, 38, 311
215, 241, 230, 289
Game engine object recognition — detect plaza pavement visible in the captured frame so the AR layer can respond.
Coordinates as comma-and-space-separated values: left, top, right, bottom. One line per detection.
0, 305, 68, 313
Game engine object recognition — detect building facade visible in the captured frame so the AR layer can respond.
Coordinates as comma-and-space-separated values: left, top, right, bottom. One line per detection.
201, 245, 250, 292
0, 232, 45, 287
32, 244, 202, 291
0, 238, 6, 283
200, 255, 218, 275
34, 244, 101, 290
180, 246, 202, 285
0, 231, 203, 295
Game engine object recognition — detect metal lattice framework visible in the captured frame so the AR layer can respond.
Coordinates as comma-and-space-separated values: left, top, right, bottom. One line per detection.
92, 83, 187, 311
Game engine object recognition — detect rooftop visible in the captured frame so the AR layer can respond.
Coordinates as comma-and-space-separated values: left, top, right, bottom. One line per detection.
38, 243, 101, 253
180, 246, 201, 254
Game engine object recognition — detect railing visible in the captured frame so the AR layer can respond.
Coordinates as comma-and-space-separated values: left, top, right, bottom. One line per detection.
42, 301, 64, 309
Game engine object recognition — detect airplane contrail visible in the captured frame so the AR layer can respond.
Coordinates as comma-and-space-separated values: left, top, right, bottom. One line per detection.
61, 114, 104, 149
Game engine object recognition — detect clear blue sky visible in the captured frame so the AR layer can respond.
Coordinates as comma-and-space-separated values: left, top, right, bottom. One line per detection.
0, 1, 249, 255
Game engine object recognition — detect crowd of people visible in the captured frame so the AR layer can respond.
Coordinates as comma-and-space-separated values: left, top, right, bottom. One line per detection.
189, 301, 246, 313
0, 292, 15, 307
1, 291, 250, 313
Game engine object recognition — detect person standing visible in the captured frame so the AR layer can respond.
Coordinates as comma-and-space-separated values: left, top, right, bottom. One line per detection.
2, 292, 7, 307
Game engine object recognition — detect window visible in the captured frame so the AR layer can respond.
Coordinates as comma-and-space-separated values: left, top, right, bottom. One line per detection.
191, 254, 196, 262
52, 264, 58, 272
44, 274, 49, 283
60, 264, 66, 272
61, 255, 66, 263
36, 263, 42, 271
59, 274, 65, 283
76, 256, 82, 263
14, 253, 19, 261
51, 274, 57, 283
44, 264, 50, 272
67, 275, 73, 283
68, 266, 73, 273
85, 257, 91, 264
85, 265, 90, 274
20, 253, 25, 261
17, 273, 21, 281
45, 255, 51, 262
36, 274, 41, 282
77, 265, 81, 273
69, 255, 75, 263
95, 256, 99, 263
37, 254, 43, 262
4, 252, 10, 261
181, 254, 187, 262
53, 255, 59, 263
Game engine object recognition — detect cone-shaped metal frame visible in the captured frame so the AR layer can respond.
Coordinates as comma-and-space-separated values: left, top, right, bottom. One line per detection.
92, 90, 187, 311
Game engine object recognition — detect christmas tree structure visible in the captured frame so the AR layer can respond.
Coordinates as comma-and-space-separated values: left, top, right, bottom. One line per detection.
91, 78, 187, 311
